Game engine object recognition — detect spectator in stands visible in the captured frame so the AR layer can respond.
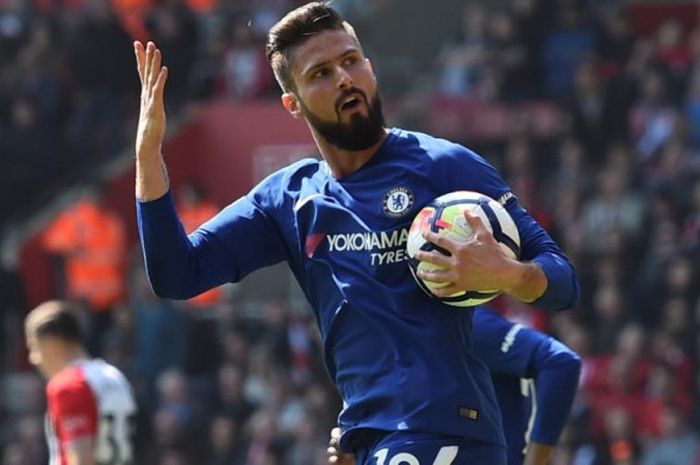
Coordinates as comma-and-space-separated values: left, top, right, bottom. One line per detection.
216, 363, 254, 423
64, 0, 137, 166
567, 58, 615, 160
131, 266, 188, 412
628, 70, 677, 163
1, 95, 56, 219
436, 4, 490, 97
654, 19, 691, 97
540, 0, 598, 99
146, 0, 199, 106
206, 414, 245, 465
641, 407, 699, 465
41, 189, 127, 356
217, 18, 274, 100
581, 168, 645, 256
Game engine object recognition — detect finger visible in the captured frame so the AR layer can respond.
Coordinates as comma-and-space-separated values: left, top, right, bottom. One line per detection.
423, 230, 456, 253
150, 48, 162, 90
463, 209, 487, 232
327, 446, 338, 456
331, 427, 342, 439
153, 66, 168, 100
144, 41, 154, 88
430, 283, 462, 297
134, 41, 145, 84
414, 250, 452, 267
417, 267, 454, 284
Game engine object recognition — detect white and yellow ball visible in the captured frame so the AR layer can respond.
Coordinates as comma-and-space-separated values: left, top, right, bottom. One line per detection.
406, 191, 521, 307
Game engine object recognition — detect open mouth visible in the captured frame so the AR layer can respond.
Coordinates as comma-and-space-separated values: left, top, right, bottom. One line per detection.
339, 95, 364, 111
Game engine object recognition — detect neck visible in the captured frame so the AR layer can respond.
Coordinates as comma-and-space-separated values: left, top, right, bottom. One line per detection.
312, 128, 389, 179
47, 347, 88, 378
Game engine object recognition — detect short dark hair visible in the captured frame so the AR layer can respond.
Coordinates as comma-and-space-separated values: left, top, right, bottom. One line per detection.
266, 2, 360, 92
25, 300, 83, 343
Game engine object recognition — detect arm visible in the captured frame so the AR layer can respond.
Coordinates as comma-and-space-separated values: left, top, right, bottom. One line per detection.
137, 192, 290, 299
418, 148, 579, 311
507, 200, 580, 311
527, 337, 581, 451
416, 208, 571, 309
48, 378, 99, 465
65, 437, 96, 465
133, 43, 289, 299
472, 309, 581, 462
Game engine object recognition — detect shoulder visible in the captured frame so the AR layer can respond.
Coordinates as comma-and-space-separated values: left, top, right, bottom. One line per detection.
47, 366, 95, 412
248, 157, 323, 208
81, 359, 132, 392
394, 128, 507, 190
48, 366, 90, 398
472, 308, 523, 346
391, 128, 475, 162
472, 308, 542, 355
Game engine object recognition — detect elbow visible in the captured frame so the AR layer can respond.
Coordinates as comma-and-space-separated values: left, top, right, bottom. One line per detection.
149, 280, 186, 300
147, 269, 194, 301
564, 351, 582, 381
553, 350, 582, 385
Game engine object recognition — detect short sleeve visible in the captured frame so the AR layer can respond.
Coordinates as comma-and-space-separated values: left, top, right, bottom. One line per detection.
48, 377, 98, 443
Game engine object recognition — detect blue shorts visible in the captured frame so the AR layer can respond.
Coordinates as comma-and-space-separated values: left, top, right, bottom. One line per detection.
352, 430, 506, 465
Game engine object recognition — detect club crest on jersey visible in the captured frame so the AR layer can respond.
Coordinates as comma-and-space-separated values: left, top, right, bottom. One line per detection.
382, 187, 414, 218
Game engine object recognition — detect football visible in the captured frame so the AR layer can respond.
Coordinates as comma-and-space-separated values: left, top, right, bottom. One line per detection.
406, 191, 521, 307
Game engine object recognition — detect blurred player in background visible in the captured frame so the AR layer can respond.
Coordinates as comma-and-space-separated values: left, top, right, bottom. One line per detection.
327, 307, 581, 465
25, 300, 137, 465
133, 2, 579, 464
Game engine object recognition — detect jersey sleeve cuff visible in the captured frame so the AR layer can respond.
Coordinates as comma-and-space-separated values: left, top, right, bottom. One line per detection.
530, 254, 580, 311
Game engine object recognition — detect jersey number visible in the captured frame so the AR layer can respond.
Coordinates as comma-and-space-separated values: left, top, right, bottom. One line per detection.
374, 446, 458, 465
97, 413, 136, 465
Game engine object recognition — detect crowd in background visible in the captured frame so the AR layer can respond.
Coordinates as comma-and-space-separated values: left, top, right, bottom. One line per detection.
2, 0, 700, 465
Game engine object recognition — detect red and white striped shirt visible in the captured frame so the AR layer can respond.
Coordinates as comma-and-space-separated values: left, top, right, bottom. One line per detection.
45, 359, 136, 465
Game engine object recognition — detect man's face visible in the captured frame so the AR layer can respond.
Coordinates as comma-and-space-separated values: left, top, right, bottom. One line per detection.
26, 333, 51, 378
286, 29, 385, 151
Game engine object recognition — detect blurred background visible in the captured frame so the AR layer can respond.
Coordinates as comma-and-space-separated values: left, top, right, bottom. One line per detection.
0, 0, 699, 464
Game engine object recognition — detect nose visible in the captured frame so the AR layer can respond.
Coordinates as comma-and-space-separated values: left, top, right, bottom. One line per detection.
336, 66, 353, 90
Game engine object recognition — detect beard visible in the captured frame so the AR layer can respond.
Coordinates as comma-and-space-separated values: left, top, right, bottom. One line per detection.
299, 88, 386, 151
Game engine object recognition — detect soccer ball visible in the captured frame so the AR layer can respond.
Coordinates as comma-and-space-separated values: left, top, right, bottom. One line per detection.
406, 191, 521, 307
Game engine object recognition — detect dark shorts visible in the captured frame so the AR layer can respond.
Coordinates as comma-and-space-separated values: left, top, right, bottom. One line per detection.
352, 430, 506, 465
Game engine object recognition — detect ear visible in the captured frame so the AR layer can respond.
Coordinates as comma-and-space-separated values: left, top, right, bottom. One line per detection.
282, 93, 303, 119
366, 58, 377, 81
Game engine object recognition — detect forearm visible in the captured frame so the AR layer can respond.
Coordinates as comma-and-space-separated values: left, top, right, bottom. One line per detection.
523, 442, 554, 465
509, 204, 580, 311
137, 192, 232, 299
530, 348, 581, 447
135, 150, 169, 201
501, 259, 548, 303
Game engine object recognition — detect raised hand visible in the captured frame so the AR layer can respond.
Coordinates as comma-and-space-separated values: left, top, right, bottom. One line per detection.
134, 41, 170, 201
134, 41, 168, 162
414, 209, 517, 297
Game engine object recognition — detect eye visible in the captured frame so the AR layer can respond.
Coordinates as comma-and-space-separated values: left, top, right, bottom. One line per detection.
343, 55, 358, 67
311, 68, 329, 80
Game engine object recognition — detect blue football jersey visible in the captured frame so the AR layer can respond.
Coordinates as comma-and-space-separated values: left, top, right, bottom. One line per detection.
472, 309, 580, 465
137, 128, 579, 450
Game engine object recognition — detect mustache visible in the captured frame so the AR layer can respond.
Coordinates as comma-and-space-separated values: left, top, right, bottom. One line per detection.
335, 87, 368, 113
